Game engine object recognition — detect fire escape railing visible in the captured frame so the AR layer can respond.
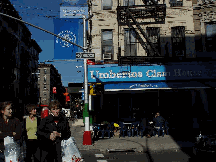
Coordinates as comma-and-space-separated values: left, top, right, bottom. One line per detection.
117, 1, 166, 64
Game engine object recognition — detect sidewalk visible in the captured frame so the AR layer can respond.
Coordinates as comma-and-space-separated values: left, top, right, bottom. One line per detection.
69, 120, 182, 153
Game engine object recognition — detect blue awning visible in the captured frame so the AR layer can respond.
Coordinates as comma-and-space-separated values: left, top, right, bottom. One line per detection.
104, 81, 211, 91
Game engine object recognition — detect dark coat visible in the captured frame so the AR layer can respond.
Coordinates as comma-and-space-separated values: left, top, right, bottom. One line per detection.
36, 114, 71, 162
0, 117, 22, 151
153, 116, 165, 127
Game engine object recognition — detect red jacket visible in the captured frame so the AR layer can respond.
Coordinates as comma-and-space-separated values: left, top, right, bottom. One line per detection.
0, 117, 22, 151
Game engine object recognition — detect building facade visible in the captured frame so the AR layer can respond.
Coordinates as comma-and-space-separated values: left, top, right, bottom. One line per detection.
84, 0, 216, 137
0, 0, 42, 120
38, 64, 66, 107
193, 0, 216, 55
88, 0, 195, 64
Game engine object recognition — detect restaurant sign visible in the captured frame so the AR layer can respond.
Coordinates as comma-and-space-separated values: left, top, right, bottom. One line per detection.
88, 62, 216, 82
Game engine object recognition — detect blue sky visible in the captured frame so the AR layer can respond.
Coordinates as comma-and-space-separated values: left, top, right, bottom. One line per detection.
10, 0, 87, 87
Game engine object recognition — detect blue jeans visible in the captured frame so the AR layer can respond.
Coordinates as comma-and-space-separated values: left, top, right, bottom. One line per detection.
0, 152, 5, 162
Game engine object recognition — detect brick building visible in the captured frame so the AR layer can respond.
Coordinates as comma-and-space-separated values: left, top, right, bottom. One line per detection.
38, 64, 66, 107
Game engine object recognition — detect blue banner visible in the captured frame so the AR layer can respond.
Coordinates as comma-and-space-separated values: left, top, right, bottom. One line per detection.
54, 18, 86, 60
88, 61, 216, 83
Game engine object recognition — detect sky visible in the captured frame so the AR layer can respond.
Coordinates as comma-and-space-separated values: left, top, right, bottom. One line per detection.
9, 0, 88, 87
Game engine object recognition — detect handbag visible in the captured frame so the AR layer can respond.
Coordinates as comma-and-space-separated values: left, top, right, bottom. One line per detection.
61, 137, 83, 162
4, 136, 20, 162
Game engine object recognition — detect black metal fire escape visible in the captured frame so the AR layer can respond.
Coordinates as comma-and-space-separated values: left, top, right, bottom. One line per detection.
117, 0, 166, 65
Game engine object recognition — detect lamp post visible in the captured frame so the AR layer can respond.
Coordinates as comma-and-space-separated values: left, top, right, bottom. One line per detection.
82, 15, 92, 145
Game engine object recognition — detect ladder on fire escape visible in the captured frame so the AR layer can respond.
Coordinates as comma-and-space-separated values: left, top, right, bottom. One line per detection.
117, 0, 166, 57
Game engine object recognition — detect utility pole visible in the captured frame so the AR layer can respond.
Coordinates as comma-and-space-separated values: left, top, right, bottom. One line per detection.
82, 15, 92, 145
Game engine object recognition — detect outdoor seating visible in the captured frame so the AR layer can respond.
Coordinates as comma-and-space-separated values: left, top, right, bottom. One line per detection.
119, 122, 127, 137
131, 121, 139, 137
153, 122, 165, 137
164, 121, 169, 135
139, 123, 145, 138
105, 124, 114, 138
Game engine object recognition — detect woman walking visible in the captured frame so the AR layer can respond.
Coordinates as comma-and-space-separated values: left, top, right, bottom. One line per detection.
0, 101, 22, 162
36, 100, 71, 162
22, 104, 41, 162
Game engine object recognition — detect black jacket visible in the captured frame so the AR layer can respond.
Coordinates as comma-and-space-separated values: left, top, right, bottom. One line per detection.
36, 114, 71, 162
0, 117, 22, 151
153, 116, 165, 127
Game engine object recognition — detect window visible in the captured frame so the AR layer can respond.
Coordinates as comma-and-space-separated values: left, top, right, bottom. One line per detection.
146, 27, 161, 56
123, 0, 135, 6
101, 30, 113, 59
169, 0, 183, 7
38, 84, 40, 89
102, 0, 112, 10
37, 69, 40, 74
171, 26, 185, 57
44, 85, 47, 89
124, 28, 137, 56
44, 75, 46, 82
44, 69, 47, 74
43, 92, 46, 96
38, 76, 40, 82
206, 23, 216, 52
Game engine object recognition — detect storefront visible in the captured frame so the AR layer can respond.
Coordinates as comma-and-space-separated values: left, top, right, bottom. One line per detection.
88, 61, 216, 135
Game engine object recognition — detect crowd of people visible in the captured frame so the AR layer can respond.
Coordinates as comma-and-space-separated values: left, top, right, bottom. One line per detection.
0, 100, 71, 162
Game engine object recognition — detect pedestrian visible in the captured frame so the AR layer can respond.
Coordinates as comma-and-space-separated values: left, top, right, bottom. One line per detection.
0, 101, 22, 162
36, 100, 71, 162
22, 104, 41, 162
153, 112, 166, 136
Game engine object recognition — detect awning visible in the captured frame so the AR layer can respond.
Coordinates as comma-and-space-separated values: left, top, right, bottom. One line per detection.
104, 81, 211, 91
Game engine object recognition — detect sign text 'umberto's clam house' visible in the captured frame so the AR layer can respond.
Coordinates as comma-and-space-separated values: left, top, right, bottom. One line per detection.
87, 61, 216, 128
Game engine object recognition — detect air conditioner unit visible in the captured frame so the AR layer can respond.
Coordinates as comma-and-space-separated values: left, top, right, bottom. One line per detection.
103, 53, 112, 59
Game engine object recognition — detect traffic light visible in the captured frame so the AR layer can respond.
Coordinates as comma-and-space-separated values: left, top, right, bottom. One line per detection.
89, 83, 104, 95
89, 84, 96, 95
94, 83, 104, 95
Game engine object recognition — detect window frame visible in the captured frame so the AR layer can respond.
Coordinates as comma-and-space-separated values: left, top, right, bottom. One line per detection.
169, 0, 183, 7
171, 26, 186, 57
101, 29, 113, 59
123, 0, 135, 6
44, 68, 47, 74
205, 23, 216, 52
102, 0, 112, 10
146, 27, 161, 56
124, 28, 137, 56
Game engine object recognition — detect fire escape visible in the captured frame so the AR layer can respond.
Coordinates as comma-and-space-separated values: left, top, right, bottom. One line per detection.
117, 0, 166, 65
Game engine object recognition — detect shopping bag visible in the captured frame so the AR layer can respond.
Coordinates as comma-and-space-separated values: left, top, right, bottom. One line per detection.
4, 136, 20, 162
61, 137, 83, 162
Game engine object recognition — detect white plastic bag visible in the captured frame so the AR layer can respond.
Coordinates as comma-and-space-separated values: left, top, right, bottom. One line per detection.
4, 136, 20, 162
61, 137, 83, 162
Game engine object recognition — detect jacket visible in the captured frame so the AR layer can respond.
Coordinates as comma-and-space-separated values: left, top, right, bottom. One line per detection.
36, 114, 71, 162
0, 117, 22, 151
153, 116, 165, 127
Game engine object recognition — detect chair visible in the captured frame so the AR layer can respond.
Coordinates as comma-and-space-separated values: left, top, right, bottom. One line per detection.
153, 122, 165, 137
139, 123, 145, 138
119, 122, 127, 138
131, 122, 139, 137
105, 124, 114, 138
164, 121, 169, 135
